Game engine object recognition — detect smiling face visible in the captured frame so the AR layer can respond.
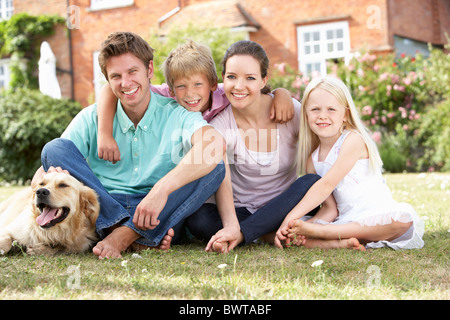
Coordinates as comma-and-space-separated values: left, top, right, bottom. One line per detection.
172, 73, 216, 113
106, 52, 153, 113
305, 88, 348, 142
223, 54, 268, 110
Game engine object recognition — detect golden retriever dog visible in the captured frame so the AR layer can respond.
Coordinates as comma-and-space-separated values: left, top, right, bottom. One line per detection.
0, 172, 99, 255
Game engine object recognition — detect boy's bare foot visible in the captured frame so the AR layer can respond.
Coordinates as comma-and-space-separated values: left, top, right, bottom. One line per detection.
130, 228, 174, 252
93, 226, 139, 259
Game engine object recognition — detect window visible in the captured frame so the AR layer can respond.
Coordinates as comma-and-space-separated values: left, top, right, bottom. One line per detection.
394, 35, 431, 58
93, 51, 107, 103
297, 21, 351, 75
0, 0, 14, 20
90, 0, 134, 11
0, 59, 11, 90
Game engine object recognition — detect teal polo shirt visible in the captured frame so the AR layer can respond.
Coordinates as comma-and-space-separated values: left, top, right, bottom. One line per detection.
61, 92, 209, 194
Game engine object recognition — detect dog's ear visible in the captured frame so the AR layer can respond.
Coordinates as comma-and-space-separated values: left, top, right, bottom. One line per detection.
79, 186, 100, 227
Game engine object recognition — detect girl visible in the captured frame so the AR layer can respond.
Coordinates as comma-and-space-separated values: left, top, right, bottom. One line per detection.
275, 76, 424, 250
186, 40, 334, 253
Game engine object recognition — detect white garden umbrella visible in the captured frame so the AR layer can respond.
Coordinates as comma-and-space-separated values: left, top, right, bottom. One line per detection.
38, 41, 61, 99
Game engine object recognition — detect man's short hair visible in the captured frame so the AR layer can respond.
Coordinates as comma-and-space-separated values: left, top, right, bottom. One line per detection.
98, 31, 154, 80
163, 40, 218, 92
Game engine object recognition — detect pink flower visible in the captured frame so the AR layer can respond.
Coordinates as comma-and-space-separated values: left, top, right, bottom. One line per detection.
292, 76, 302, 89
403, 78, 412, 85
379, 72, 389, 81
276, 63, 286, 75
403, 124, 409, 130
372, 131, 382, 144
301, 75, 310, 86
362, 105, 372, 115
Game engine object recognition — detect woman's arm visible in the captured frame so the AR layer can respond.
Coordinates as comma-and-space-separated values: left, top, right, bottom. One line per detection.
205, 160, 242, 253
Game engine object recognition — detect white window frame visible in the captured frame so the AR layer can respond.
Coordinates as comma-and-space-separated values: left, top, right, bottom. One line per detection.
0, 0, 14, 21
0, 59, 11, 90
93, 51, 107, 103
90, 0, 134, 11
297, 21, 351, 75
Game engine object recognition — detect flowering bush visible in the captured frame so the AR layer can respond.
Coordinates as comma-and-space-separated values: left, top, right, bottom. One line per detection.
269, 41, 450, 172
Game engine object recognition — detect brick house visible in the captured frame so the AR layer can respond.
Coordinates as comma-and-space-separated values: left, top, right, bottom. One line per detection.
1, 0, 449, 107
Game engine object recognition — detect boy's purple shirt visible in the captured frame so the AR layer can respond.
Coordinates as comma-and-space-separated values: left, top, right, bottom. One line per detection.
150, 83, 229, 122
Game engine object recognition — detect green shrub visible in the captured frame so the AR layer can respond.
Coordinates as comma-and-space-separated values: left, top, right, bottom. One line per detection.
416, 98, 450, 172
0, 89, 81, 183
0, 13, 65, 89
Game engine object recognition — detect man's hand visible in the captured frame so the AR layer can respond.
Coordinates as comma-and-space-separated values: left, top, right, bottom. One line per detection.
45, 166, 70, 175
133, 185, 168, 230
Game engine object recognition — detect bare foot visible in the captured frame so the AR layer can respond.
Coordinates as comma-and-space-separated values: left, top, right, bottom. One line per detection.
288, 219, 321, 239
302, 237, 366, 250
130, 228, 174, 252
211, 241, 228, 254
93, 226, 139, 259
347, 237, 366, 251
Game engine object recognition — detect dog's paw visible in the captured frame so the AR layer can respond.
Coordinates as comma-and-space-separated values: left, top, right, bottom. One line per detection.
0, 235, 13, 254
27, 244, 61, 256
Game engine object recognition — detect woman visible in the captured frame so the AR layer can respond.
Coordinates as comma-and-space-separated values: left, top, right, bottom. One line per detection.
186, 40, 330, 252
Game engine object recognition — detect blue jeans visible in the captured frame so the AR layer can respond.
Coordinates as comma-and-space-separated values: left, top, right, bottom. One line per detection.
41, 138, 225, 246
186, 174, 321, 244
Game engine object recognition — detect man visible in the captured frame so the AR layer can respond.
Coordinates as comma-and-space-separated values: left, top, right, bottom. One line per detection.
31, 32, 225, 259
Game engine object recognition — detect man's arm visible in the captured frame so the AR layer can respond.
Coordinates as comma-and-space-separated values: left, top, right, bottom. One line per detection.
132, 125, 225, 230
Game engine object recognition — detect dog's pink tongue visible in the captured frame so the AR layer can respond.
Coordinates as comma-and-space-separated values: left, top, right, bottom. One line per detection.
36, 207, 58, 226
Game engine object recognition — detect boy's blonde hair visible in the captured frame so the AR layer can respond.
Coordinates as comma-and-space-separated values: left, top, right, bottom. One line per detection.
298, 76, 383, 175
163, 40, 218, 93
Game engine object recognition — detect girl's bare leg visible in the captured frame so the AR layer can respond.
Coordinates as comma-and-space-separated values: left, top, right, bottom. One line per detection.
288, 219, 412, 243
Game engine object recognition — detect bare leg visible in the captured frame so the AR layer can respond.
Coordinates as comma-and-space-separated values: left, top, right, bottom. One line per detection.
288, 219, 412, 243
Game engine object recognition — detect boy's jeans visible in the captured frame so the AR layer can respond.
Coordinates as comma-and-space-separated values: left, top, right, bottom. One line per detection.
40, 138, 225, 246
187, 174, 321, 244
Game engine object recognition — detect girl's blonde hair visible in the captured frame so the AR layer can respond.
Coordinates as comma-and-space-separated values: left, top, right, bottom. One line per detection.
298, 76, 383, 175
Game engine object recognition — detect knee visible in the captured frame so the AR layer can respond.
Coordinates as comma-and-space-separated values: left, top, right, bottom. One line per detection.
303, 173, 321, 185
42, 138, 75, 159
391, 220, 413, 238
214, 161, 226, 178
294, 173, 321, 191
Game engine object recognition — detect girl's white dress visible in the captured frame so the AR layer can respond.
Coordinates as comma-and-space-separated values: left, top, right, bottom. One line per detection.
310, 131, 424, 250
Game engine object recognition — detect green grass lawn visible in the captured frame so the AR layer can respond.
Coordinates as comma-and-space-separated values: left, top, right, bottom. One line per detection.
0, 173, 448, 300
